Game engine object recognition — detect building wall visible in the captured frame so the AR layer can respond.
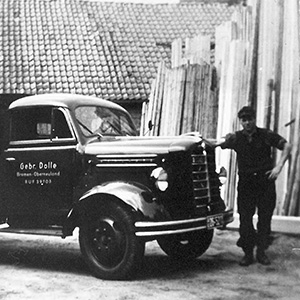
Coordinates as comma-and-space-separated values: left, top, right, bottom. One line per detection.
119, 102, 143, 132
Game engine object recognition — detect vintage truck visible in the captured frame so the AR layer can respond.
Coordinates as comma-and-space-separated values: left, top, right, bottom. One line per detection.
0, 93, 233, 280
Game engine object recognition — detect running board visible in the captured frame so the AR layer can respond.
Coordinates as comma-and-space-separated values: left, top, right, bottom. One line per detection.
0, 224, 63, 237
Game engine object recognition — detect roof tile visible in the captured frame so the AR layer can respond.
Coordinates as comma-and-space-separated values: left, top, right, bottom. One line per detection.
1, 0, 234, 101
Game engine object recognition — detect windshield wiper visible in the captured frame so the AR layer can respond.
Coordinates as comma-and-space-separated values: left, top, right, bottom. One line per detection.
76, 118, 93, 135
102, 120, 123, 135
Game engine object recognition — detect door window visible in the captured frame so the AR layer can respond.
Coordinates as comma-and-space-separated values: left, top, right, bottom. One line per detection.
52, 108, 73, 139
10, 107, 73, 143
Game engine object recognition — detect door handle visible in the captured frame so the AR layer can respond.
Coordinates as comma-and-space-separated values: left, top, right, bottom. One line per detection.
5, 157, 16, 162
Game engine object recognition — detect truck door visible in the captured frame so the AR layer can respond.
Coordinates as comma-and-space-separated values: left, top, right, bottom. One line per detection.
3, 106, 78, 226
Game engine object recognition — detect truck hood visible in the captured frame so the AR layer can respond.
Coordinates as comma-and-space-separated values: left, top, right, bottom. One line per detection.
84, 133, 203, 156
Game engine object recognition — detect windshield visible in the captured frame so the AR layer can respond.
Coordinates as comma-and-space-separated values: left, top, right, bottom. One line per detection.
75, 105, 137, 137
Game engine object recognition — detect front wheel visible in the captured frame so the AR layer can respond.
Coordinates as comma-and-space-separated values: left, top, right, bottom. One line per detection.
157, 229, 214, 259
79, 201, 145, 280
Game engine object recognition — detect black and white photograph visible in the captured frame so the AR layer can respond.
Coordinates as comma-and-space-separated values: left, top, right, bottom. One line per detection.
0, 0, 299, 299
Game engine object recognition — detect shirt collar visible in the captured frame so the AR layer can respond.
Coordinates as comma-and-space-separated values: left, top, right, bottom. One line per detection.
242, 126, 257, 139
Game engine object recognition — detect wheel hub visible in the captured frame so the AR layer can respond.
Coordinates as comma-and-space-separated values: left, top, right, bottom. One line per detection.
91, 217, 126, 266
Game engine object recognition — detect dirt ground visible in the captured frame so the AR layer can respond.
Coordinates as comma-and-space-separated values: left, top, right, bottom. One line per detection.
0, 229, 299, 300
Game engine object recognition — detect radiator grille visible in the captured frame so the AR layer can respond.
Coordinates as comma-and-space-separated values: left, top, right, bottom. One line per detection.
191, 149, 221, 208
191, 153, 210, 207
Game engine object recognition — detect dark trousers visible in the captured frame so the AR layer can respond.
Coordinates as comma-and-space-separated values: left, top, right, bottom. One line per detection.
237, 172, 276, 252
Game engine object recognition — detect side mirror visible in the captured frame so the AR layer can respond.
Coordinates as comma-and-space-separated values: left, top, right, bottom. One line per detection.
148, 120, 153, 131
218, 166, 227, 185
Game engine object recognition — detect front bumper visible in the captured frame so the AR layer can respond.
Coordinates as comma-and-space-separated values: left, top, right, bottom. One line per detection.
134, 208, 234, 237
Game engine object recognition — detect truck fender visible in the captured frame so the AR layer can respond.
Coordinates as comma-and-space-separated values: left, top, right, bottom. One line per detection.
63, 181, 168, 237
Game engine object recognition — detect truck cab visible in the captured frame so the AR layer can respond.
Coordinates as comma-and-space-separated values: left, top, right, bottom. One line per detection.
0, 93, 233, 280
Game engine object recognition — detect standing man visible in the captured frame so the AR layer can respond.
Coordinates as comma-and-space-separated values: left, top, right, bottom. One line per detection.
207, 106, 292, 266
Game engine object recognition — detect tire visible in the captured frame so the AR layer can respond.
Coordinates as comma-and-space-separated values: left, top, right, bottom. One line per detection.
79, 201, 145, 280
157, 229, 214, 259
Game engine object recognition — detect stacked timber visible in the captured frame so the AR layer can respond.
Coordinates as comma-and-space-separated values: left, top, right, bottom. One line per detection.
141, 35, 216, 138
280, 0, 300, 216
142, 0, 300, 216
253, 0, 300, 215
214, 4, 258, 208
215, 0, 300, 216
140, 61, 166, 136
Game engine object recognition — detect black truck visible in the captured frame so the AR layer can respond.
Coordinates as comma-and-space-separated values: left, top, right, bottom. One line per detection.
0, 93, 233, 280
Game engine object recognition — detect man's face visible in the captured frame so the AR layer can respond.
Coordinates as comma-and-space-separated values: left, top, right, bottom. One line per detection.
240, 116, 256, 133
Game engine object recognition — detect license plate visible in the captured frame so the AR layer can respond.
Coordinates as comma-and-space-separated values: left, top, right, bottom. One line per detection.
207, 214, 224, 229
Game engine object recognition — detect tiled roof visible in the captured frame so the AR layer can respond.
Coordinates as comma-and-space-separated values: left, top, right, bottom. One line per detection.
0, 0, 234, 102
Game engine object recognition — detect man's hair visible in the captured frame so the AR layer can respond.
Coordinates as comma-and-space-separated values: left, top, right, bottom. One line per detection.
237, 106, 256, 119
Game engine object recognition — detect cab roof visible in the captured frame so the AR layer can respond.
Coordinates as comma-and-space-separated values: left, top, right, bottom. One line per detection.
9, 93, 126, 112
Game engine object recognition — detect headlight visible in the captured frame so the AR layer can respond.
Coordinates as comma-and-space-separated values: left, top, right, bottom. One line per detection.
151, 167, 168, 192
218, 166, 227, 185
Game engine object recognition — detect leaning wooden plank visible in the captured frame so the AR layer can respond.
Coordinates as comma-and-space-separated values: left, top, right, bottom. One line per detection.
205, 66, 217, 138
282, 84, 300, 215
199, 64, 207, 135
197, 64, 206, 135
172, 67, 179, 135
216, 41, 238, 206
215, 21, 232, 80
181, 64, 194, 133
155, 62, 167, 136
285, 150, 299, 216
146, 78, 156, 136
256, 0, 281, 128
193, 65, 202, 134
189, 64, 197, 133
171, 38, 183, 68
149, 64, 160, 136
175, 65, 187, 135
288, 151, 300, 216
161, 71, 169, 136
215, 37, 232, 176
189, 64, 199, 133
152, 61, 166, 136
200, 64, 212, 137
209, 67, 219, 138
140, 101, 147, 136
283, 88, 300, 215
277, 0, 299, 214
245, 4, 259, 106
159, 68, 169, 136
163, 67, 178, 135
145, 61, 165, 136
168, 68, 178, 135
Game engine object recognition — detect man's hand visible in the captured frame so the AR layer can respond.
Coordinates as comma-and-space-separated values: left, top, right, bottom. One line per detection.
266, 166, 282, 180
266, 142, 292, 180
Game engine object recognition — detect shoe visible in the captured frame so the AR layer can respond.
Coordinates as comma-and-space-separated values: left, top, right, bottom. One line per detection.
239, 254, 254, 266
257, 250, 271, 265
